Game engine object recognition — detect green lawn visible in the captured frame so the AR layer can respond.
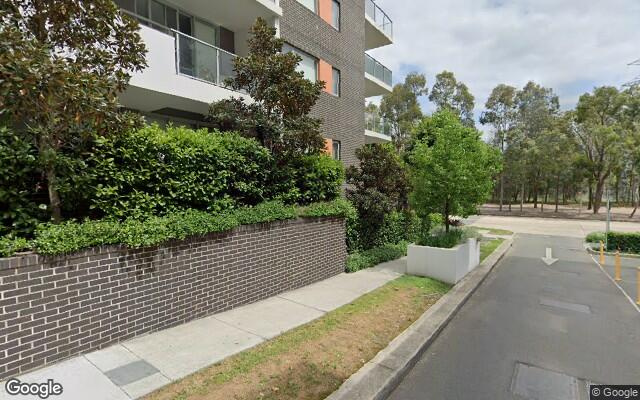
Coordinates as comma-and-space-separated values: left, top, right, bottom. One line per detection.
480, 238, 505, 261
472, 226, 514, 236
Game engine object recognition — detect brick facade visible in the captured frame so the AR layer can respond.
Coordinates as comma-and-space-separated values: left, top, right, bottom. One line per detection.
280, 0, 366, 167
0, 217, 346, 379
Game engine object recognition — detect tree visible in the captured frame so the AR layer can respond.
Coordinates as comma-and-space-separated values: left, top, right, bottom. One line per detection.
429, 71, 475, 127
208, 18, 325, 157
409, 111, 501, 232
0, 1, 146, 222
573, 86, 627, 214
346, 143, 410, 248
514, 81, 560, 209
480, 84, 518, 211
379, 72, 427, 150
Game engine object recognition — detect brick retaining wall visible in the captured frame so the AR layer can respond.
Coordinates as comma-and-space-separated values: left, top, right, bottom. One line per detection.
0, 217, 346, 379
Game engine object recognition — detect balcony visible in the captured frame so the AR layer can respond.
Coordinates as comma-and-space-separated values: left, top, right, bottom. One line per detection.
119, 24, 249, 117
365, 112, 392, 143
365, 0, 393, 50
365, 54, 393, 97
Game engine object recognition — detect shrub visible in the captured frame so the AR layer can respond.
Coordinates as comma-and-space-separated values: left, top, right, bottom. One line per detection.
346, 143, 411, 250
377, 210, 422, 246
0, 200, 349, 257
606, 232, 640, 253
87, 125, 274, 219
586, 231, 605, 243
346, 241, 408, 273
0, 235, 32, 257
0, 126, 47, 236
271, 155, 344, 205
417, 228, 465, 248
298, 198, 355, 219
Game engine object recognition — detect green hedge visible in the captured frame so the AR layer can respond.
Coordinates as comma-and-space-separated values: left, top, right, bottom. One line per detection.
346, 241, 408, 273
606, 232, 640, 253
88, 125, 274, 219
0, 199, 350, 257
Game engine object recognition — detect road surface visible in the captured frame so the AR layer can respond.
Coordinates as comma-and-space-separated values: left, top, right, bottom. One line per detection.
388, 229, 640, 400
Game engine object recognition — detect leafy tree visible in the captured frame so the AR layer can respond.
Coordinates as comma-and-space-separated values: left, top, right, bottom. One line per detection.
346, 143, 410, 249
379, 72, 427, 150
573, 86, 627, 214
208, 18, 325, 157
480, 84, 518, 210
429, 71, 475, 127
0, 0, 146, 222
514, 81, 560, 208
410, 111, 501, 232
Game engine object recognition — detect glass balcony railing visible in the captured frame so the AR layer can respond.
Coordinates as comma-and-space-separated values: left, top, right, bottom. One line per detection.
365, 112, 392, 136
175, 30, 236, 86
365, 0, 393, 38
118, 8, 237, 87
365, 54, 392, 86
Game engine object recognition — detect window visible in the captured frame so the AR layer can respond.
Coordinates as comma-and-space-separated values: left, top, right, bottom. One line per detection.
332, 68, 340, 96
332, 0, 340, 30
332, 140, 341, 161
298, 0, 317, 12
282, 44, 318, 82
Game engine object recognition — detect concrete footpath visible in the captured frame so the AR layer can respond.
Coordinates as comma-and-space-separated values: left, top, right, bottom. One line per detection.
0, 260, 405, 400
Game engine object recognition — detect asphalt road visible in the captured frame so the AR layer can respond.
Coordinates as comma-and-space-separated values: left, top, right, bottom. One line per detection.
388, 233, 640, 400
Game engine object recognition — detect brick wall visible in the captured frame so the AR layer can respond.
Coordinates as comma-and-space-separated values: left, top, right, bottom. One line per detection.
0, 217, 346, 379
280, 0, 366, 167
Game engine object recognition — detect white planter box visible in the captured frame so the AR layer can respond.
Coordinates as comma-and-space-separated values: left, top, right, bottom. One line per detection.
407, 238, 481, 285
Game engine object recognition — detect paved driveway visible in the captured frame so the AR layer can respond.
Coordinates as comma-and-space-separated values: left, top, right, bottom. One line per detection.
388, 233, 640, 400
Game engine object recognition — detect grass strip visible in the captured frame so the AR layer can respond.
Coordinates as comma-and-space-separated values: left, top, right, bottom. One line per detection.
145, 275, 450, 400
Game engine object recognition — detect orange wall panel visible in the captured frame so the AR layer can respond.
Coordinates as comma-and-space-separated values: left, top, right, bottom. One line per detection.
319, 59, 333, 94
324, 138, 333, 156
318, 0, 332, 25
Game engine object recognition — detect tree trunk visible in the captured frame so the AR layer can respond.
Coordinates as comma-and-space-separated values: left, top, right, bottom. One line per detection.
587, 184, 593, 210
499, 173, 504, 211
555, 176, 560, 212
443, 199, 450, 233
630, 183, 639, 218
520, 183, 524, 212
45, 164, 62, 223
593, 180, 605, 215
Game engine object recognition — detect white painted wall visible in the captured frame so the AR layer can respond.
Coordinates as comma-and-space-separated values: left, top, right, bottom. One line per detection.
120, 25, 249, 115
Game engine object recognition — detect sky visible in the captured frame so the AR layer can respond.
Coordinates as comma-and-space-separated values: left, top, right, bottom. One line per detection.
369, 0, 640, 127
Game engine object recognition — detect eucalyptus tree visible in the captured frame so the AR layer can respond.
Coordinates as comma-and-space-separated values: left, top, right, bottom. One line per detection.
429, 71, 476, 127
480, 84, 518, 210
379, 72, 428, 150
514, 82, 560, 208
573, 86, 627, 214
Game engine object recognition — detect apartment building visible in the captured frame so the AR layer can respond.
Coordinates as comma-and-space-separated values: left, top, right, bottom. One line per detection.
114, 0, 394, 167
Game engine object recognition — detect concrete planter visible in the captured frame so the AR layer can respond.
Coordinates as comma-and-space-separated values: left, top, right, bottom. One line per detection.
407, 238, 481, 284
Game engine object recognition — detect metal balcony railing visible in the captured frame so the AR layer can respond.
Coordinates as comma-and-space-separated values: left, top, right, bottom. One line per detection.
365, 112, 392, 136
365, 0, 393, 38
365, 54, 392, 86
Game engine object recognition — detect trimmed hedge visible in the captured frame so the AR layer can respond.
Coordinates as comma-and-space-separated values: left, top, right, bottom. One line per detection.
88, 125, 274, 219
0, 199, 349, 257
606, 232, 640, 253
346, 241, 408, 273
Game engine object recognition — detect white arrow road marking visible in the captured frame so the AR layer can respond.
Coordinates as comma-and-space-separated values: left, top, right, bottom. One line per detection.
542, 247, 559, 266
